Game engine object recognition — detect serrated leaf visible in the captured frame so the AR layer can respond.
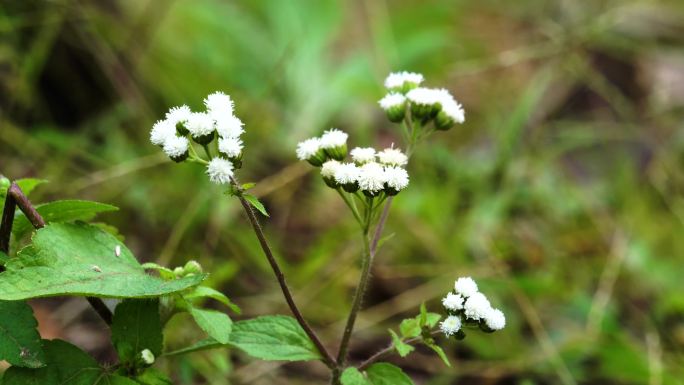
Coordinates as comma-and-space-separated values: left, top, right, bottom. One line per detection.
189, 307, 232, 344
15, 179, 47, 197
243, 194, 269, 217
12, 200, 118, 239
111, 299, 163, 364
399, 318, 420, 338
424, 313, 441, 328
366, 363, 414, 385
389, 330, 414, 358
0, 301, 45, 368
341, 367, 371, 385
163, 338, 223, 357
229, 315, 320, 361
0, 223, 205, 300
184, 286, 241, 314
425, 341, 450, 367
136, 368, 173, 385
2, 339, 138, 384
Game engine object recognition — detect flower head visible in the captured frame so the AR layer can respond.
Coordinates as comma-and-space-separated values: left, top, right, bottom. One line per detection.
484, 308, 506, 331
442, 292, 464, 311
378, 93, 406, 110
186, 112, 215, 137
218, 137, 244, 158
464, 292, 491, 321
334, 163, 360, 185
150, 120, 176, 146
357, 162, 386, 194
296, 137, 327, 166
206, 158, 234, 184
165, 105, 192, 127
440, 315, 462, 336
204, 91, 234, 121
385, 71, 424, 91
454, 277, 478, 297
321, 160, 342, 179
434, 89, 465, 129
406, 87, 442, 106
162, 136, 189, 160
377, 147, 408, 167
320, 128, 348, 160
350, 147, 377, 164
383, 166, 409, 194
215, 115, 244, 138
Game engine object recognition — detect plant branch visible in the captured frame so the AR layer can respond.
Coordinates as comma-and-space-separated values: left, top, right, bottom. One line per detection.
233, 185, 336, 369
0, 189, 17, 259
357, 329, 441, 370
5, 182, 113, 325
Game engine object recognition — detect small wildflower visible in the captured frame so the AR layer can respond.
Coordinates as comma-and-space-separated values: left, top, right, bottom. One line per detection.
206, 158, 234, 184
357, 162, 386, 196
215, 115, 244, 138
383, 166, 409, 195
350, 147, 377, 165
334, 163, 361, 192
454, 277, 478, 297
166, 105, 192, 134
440, 315, 462, 336
406, 87, 442, 120
434, 90, 465, 129
321, 160, 341, 188
162, 136, 189, 162
484, 308, 506, 331
320, 128, 348, 160
186, 112, 216, 144
378, 93, 407, 122
140, 349, 155, 365
385, 71, 424, 92
442, 292, 464, 311
296, 137, 326, 166
218, 137, 244, 159
150, 120, 176, 146
204, 91, 234, 121
377, 147, 408, 167
464, 292, 491, 321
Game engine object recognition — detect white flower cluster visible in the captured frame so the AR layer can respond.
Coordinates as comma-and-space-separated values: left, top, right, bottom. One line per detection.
378, 71, 465, 129
439, 276, 506, 337
150, 91, 245, 184
296, 128, 349, 166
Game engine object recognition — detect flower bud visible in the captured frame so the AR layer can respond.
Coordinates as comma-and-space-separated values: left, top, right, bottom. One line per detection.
434, 109, 456, 130
378, 93, 407, 123
384, 72, 424, 93
173, 266, 185, 278
184, 260, 203, 275
321, 160, 341, 189
320, 129, 348, 161
296, 137, 327, 167
162, 136, 190, 163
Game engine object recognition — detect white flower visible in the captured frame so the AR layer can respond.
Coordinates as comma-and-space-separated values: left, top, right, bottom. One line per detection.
206, 158, 234, 184
357, 162, 386, 193
215, 115, 244, 138
296, 137, 322, 161
165, 105, 192, 126
384, 71, 424, 89
442, 292, 464, 311
484, 308, 506, 330
334, 163, 360, 185
140, 349, 155, 365
218, 137, 243, 158
378, 93, 406, 110
439, 315, 462, 336
150, 120, 176, 146
204, 91, 234, 120
377, 147, 408, 167
350, 147, 376, 164
320, 128, 348, 149
321, 160, 341, 179
406, 87, 442, 106
186, 112, 215, 137
162, 136, 189, 158
454, 277, 478, 297
384, 166, 409, 191
435, 89, 465, 123
463, 292, 491, 321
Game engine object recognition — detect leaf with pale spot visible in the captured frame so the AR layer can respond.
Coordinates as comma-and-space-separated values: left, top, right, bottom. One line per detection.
0, 300, 45, 368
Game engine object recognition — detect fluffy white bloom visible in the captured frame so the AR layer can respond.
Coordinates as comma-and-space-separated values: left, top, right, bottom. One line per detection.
320, 128, 348, 149
334, 163, 360, 184
186, 112, 215, 137
484, 308, 506, 330
162, 136, 189, 158
442, 99, 465, 123
215, 115, 244, 138
140, 349, 155, 365
464, 292, 491, 320
377, 147, 408, 166
454, 277, 478, 297
204, 91, 234, 120
384, 71, 424, 89
384, 166, 409, 191
206, 158, 234, 184
350, 147, 377, 164
378, 93, 406, 110
218, 137, 243, 158
406, 87, 443, 106
165, 105, 192, 126
439, 315, 462, 336
357, 162, 386, 193
296, 137, 322, 160
321, 160, 341, 179
442, 292, 464, 311
150, 120, 176, 146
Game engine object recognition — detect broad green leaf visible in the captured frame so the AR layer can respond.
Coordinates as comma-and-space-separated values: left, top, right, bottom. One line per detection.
425, 341, 450, 367
2, 339, 138, 384
111, 299, 163, 364
243, 194, 269, 217
15, 179, 47, 197
163, 338, 223, 357
229, 315, 320, 361
389, 330, 414, 357
12, 200, 119, 239
189, 307, 232, 344
0, 223, 205, 300
366, 363, 414, 385
0, 301, 45, 368
184, 286, 241, 314
399, 318, 420, 338
341, 367, 371, 385
141, 262, 176, 280
136, 368, 173, 385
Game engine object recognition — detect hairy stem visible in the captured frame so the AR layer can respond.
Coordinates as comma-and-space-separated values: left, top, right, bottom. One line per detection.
5, 183, 113, 325
234, 187, 336, 369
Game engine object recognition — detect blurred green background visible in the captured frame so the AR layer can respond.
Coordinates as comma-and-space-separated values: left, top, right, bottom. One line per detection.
2, 0, 684, 384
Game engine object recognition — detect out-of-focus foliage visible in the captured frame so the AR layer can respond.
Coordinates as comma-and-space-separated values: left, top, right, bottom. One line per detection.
2, 0, 684, 383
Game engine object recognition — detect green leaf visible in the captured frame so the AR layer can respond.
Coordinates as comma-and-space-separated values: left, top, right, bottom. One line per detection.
135, 368, 173, 385
15, 179, 48, 197
0, 250, 8, 265
163, 338, 223, 357
0, 301, 45, 368
341, 367, 371, 385
419, 302, 428, 327
424, 313, 441, 328
229, 315, 320, 361
399, 318, 420, 338
241, 182, 256, 190
0, 223, 205, 300
12, 200, 118, 239
243, 194, 269, 217
2, 339, 138, 385
141, 262, 176, 280
425, 341, 450, 367
189, 307, 232, 344
111, 299, 163, 364
184, 286, 241, 314
389, 330, 414, 358
366, 363, 414, 385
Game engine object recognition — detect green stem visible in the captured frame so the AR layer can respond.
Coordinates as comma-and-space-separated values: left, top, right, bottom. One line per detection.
336, 188, 363, 225
202, 143, 212, 159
